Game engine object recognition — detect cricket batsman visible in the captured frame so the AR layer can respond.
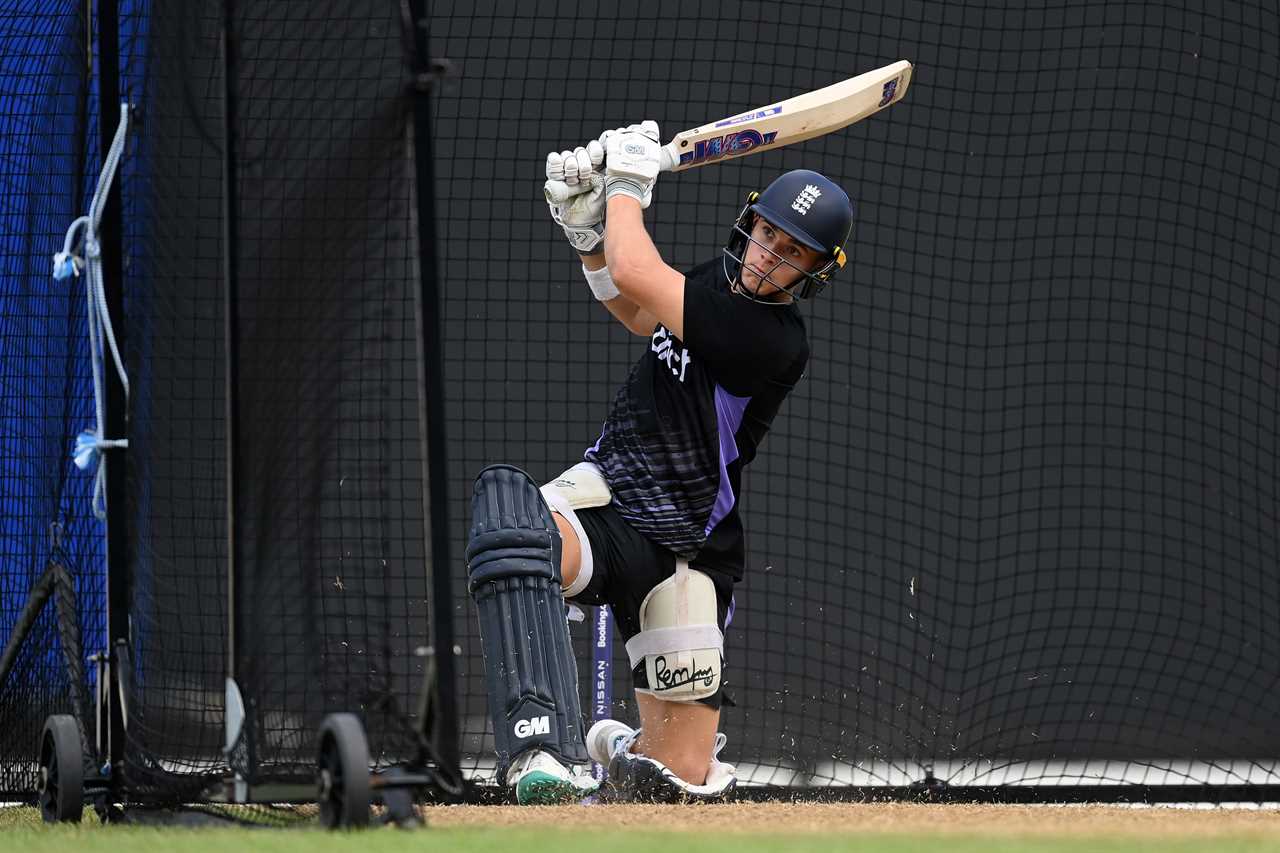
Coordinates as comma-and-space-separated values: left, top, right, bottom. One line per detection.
464, 121, 854, 803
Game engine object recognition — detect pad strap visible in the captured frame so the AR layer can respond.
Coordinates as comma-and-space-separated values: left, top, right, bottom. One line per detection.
625, 626, 724, 670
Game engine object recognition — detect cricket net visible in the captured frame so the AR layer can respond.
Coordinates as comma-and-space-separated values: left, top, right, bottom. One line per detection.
430, 0, 1280, 796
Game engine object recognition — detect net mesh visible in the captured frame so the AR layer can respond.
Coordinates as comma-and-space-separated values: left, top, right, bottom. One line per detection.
225, 0, 429, 784
117, 1, 433, 800
0, 0, 105, 798
6, 0, 1280, 804
429, 0, 1280, 787
116, 0, 229, 800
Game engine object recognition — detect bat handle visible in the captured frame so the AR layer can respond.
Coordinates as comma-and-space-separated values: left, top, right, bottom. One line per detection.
544, 142, 680, 203
658, 143, 678, 173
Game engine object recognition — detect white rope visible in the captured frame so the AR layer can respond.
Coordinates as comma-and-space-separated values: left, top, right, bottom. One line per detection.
54, 102, 131, 520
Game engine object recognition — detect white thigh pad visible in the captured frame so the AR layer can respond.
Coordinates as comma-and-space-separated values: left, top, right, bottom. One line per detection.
541, 462, 611, 599
626, 562, 723, 703
541, 461, 612, 511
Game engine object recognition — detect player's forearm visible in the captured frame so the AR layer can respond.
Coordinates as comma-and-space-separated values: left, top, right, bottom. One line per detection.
582, 249, 652, 335
603, 195, 686, 338
604, 197, 663, 295
602, 294, 655, 336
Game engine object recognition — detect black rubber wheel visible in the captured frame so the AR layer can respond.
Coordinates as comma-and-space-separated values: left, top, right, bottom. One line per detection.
317, 713, 370, 829
37, 715, 83, 824
378, 768, 423, 829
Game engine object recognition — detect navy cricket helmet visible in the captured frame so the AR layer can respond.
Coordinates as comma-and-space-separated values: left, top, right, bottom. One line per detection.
723, 169, 855, 302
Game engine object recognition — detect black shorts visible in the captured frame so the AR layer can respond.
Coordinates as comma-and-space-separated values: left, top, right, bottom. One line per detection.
569, 502, 734, 709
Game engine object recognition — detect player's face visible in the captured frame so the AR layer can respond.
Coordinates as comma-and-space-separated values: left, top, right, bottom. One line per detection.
740, 217, 822, 301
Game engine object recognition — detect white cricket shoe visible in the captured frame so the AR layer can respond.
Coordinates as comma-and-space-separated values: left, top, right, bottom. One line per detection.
506, 749, 598, 805
586, 718, 640, 766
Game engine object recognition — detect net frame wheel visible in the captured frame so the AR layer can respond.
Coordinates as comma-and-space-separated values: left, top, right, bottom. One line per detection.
377, 767, 424, 829
317, 713, 370, 829
37, 715, 84, 824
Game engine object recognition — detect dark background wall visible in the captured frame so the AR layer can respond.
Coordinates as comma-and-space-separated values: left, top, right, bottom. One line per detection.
429, 0, 1280, 780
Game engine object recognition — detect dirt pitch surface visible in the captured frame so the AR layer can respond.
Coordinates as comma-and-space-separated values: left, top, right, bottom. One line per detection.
420, 802, 1280, 840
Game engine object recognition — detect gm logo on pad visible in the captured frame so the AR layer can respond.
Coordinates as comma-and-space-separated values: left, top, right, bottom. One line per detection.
514, 716, 550, 738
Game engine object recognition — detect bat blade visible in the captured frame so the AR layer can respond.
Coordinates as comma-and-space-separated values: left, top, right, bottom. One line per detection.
658, 60, 913, 172
543, 61, 912, 204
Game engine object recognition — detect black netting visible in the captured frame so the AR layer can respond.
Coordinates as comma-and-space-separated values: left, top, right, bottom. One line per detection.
117, 0, 229, 801
119, 1, 432, 801
227, 0, 429, 783
0, 0, 105, 798
431, 0, 1280, 788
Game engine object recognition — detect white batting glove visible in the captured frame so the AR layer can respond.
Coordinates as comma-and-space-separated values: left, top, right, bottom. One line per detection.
601, 121, 660, 208
544, 141, 606, 253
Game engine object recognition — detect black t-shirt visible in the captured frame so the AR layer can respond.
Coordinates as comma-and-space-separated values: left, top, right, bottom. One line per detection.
584, 258, 809, 581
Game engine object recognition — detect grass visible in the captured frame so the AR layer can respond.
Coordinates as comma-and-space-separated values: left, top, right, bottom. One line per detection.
5, 806, 1280, 853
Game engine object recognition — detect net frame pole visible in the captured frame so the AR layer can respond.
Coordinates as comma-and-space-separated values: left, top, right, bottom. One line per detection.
96, 0, 130, 786
220, 0, 250, 781
406, 0, 459, 778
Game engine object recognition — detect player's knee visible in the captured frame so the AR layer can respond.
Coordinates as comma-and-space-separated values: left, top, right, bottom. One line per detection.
539, 462, 611, 600
466, 464, 563, 590
551, 512, 581, 590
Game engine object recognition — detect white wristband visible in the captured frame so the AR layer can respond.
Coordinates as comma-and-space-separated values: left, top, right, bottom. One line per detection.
582, 263, 620, 301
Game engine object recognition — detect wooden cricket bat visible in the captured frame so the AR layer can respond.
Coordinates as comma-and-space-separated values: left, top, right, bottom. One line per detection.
658, 59, 912, 171
545, 60, 912, 202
